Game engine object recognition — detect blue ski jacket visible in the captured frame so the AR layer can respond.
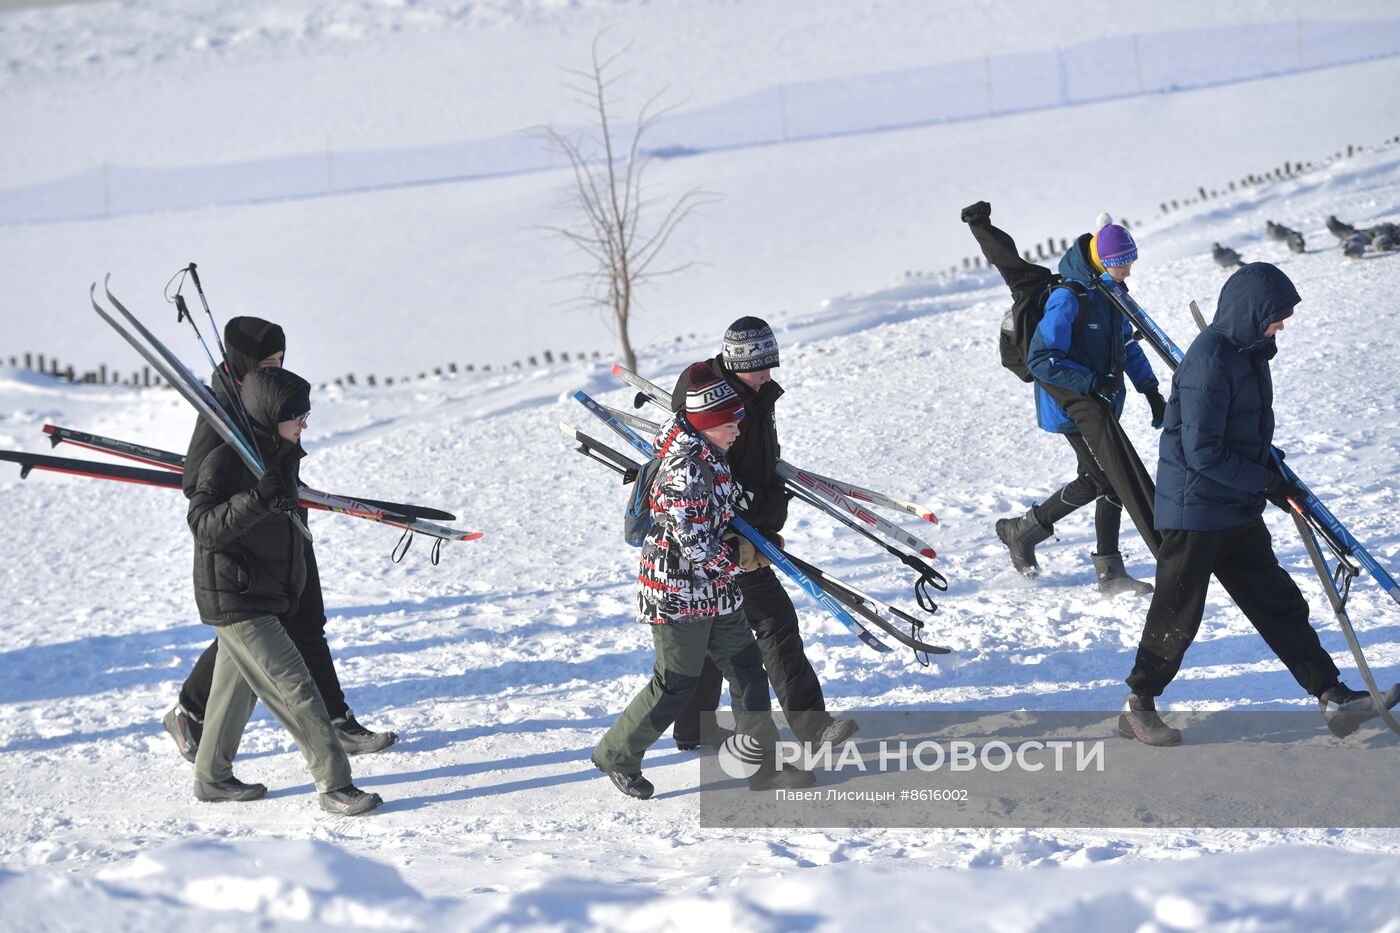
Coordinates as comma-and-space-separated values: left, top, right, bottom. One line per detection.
1154, 262, 1301, 531
1027, 234, 1158, 434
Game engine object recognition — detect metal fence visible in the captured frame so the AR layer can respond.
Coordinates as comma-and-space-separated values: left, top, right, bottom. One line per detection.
3, 18, 1399, 225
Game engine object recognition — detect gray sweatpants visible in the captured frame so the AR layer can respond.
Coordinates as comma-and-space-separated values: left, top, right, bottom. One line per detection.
194, 614, 352, 794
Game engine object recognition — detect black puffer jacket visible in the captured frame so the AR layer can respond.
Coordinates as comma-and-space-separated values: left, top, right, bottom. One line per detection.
182, 316, 286, 500
188, 367, 309, 625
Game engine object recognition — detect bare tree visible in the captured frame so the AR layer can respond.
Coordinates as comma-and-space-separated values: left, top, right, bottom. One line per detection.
541, 36, 716, 372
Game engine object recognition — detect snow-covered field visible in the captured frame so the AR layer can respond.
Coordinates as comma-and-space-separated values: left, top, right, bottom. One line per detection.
2, 2, 1400, 930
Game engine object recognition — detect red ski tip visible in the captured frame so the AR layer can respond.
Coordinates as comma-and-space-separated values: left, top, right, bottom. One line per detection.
920, 548, 936, 559
41, 424, 57, 435
463, 532, 485, 541
922, 512, 939, 524
610, 363, 623, 376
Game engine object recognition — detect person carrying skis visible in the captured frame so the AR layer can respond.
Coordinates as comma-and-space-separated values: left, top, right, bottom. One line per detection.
1119, 262, 1400, 746
187, 367, 382, 813
162, 316, 395, 762
993, 213, 1166, 595
669, 318, 857, 750
591, 362, 815, 799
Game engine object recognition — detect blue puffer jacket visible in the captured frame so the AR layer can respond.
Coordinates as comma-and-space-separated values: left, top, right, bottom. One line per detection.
1027, 234, 1158, 434
1154, 263, 1301, 531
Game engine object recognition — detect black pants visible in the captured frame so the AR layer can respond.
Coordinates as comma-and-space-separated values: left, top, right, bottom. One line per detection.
179, 545, 349, 721
673, 566, 832, 744
1126, 517, 1341, 698
1040, 383, 1161, 558
1034, 432, 1124, 555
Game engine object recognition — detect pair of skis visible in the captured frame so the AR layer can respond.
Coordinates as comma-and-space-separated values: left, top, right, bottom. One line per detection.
609, 364, 947, 605
82, 276, 482, 559
564, 389, 949, 659
1095, 279, 1400, 736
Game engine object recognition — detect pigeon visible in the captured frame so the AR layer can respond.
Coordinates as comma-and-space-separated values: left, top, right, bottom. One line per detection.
1212, 242, 1245, 268
1265, 220, 1289, 241
1342, 234, 1368, 258
1326, 215, 1357, 240
1373, 233, 1394, 253
1364, 222, 1398, 244
1286, 231, 1306, 254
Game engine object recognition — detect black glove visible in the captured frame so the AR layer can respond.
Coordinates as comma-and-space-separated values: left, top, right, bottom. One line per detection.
960, 200, 991, 225
1268, 445, 1287, 472
1264, 474, 1308, 513
1145, 387, 1167, 429
1091, 371, 1121, 401
255, 470, 288, 509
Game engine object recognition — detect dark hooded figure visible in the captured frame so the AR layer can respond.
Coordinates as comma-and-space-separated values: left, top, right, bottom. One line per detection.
185, 367, 383, 815
1120, 263, 1400, 746
165, 317, 395, 770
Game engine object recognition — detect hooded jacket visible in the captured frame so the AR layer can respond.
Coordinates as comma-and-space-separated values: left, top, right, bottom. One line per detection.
637, 413, 744, 624
182, 316, 286, 499
1154, 262, 1300, 531
187, 367, 310, 625
1026, 233, 1158, 433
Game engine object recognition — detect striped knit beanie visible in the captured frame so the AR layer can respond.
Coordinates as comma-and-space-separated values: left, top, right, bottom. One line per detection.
682, 362, 746, 431
1091, 212, 1138, 269
722, 316, 780, 372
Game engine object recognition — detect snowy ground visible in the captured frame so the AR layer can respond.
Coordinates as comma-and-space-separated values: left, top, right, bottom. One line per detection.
2, 2, 1400, 930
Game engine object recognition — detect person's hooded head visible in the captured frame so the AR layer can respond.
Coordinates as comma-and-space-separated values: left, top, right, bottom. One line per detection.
240, 367, 311, 452
1212, 262, 1300, 354
223, 316, 287, 382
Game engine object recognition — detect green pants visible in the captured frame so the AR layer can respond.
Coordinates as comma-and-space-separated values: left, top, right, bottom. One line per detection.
194, 614, 352, 794
594, 610, 777, 774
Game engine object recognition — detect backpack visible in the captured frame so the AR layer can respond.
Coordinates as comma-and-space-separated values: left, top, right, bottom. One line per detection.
624, 455, 715, 547
999, 276, 1088, 383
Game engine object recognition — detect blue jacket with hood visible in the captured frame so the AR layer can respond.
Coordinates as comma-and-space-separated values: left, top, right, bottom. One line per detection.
1026, 233, 1158, 434
1154, 262, 1301, 531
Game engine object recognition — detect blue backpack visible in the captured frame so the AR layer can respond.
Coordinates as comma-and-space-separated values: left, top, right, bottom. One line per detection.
624, 456, 714, 547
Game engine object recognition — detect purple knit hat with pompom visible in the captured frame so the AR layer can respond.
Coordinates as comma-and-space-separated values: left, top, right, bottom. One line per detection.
1093, 212, 1138, 268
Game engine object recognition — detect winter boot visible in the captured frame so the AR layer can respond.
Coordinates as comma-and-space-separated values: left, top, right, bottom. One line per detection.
319, 785, 384, 816
162, 704, 202, 763
332, 709, 398, 755
1092, 552, 1154, 597
591, 753, 655, 799
194, 777, 267, 802
1118, 693, 1182, 747
1318, 683, 1400, 738
995, 508, 1053, 577
748, 766, 817, 792
814, 718, 860, 748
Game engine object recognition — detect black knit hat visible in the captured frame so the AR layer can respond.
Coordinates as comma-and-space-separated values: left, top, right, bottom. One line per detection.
223, 316, 286, 382
722, 316, 779, 372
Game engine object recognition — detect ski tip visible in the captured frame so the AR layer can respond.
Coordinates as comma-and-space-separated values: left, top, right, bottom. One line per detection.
920, 548, 937, 559
922, 512, 939, 524
41, 424, 56, 436
462, 532, 485, 541
610, 363, 623, 376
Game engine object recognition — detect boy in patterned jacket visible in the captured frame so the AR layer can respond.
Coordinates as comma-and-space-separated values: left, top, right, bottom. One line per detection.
591, 363, 816, 799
